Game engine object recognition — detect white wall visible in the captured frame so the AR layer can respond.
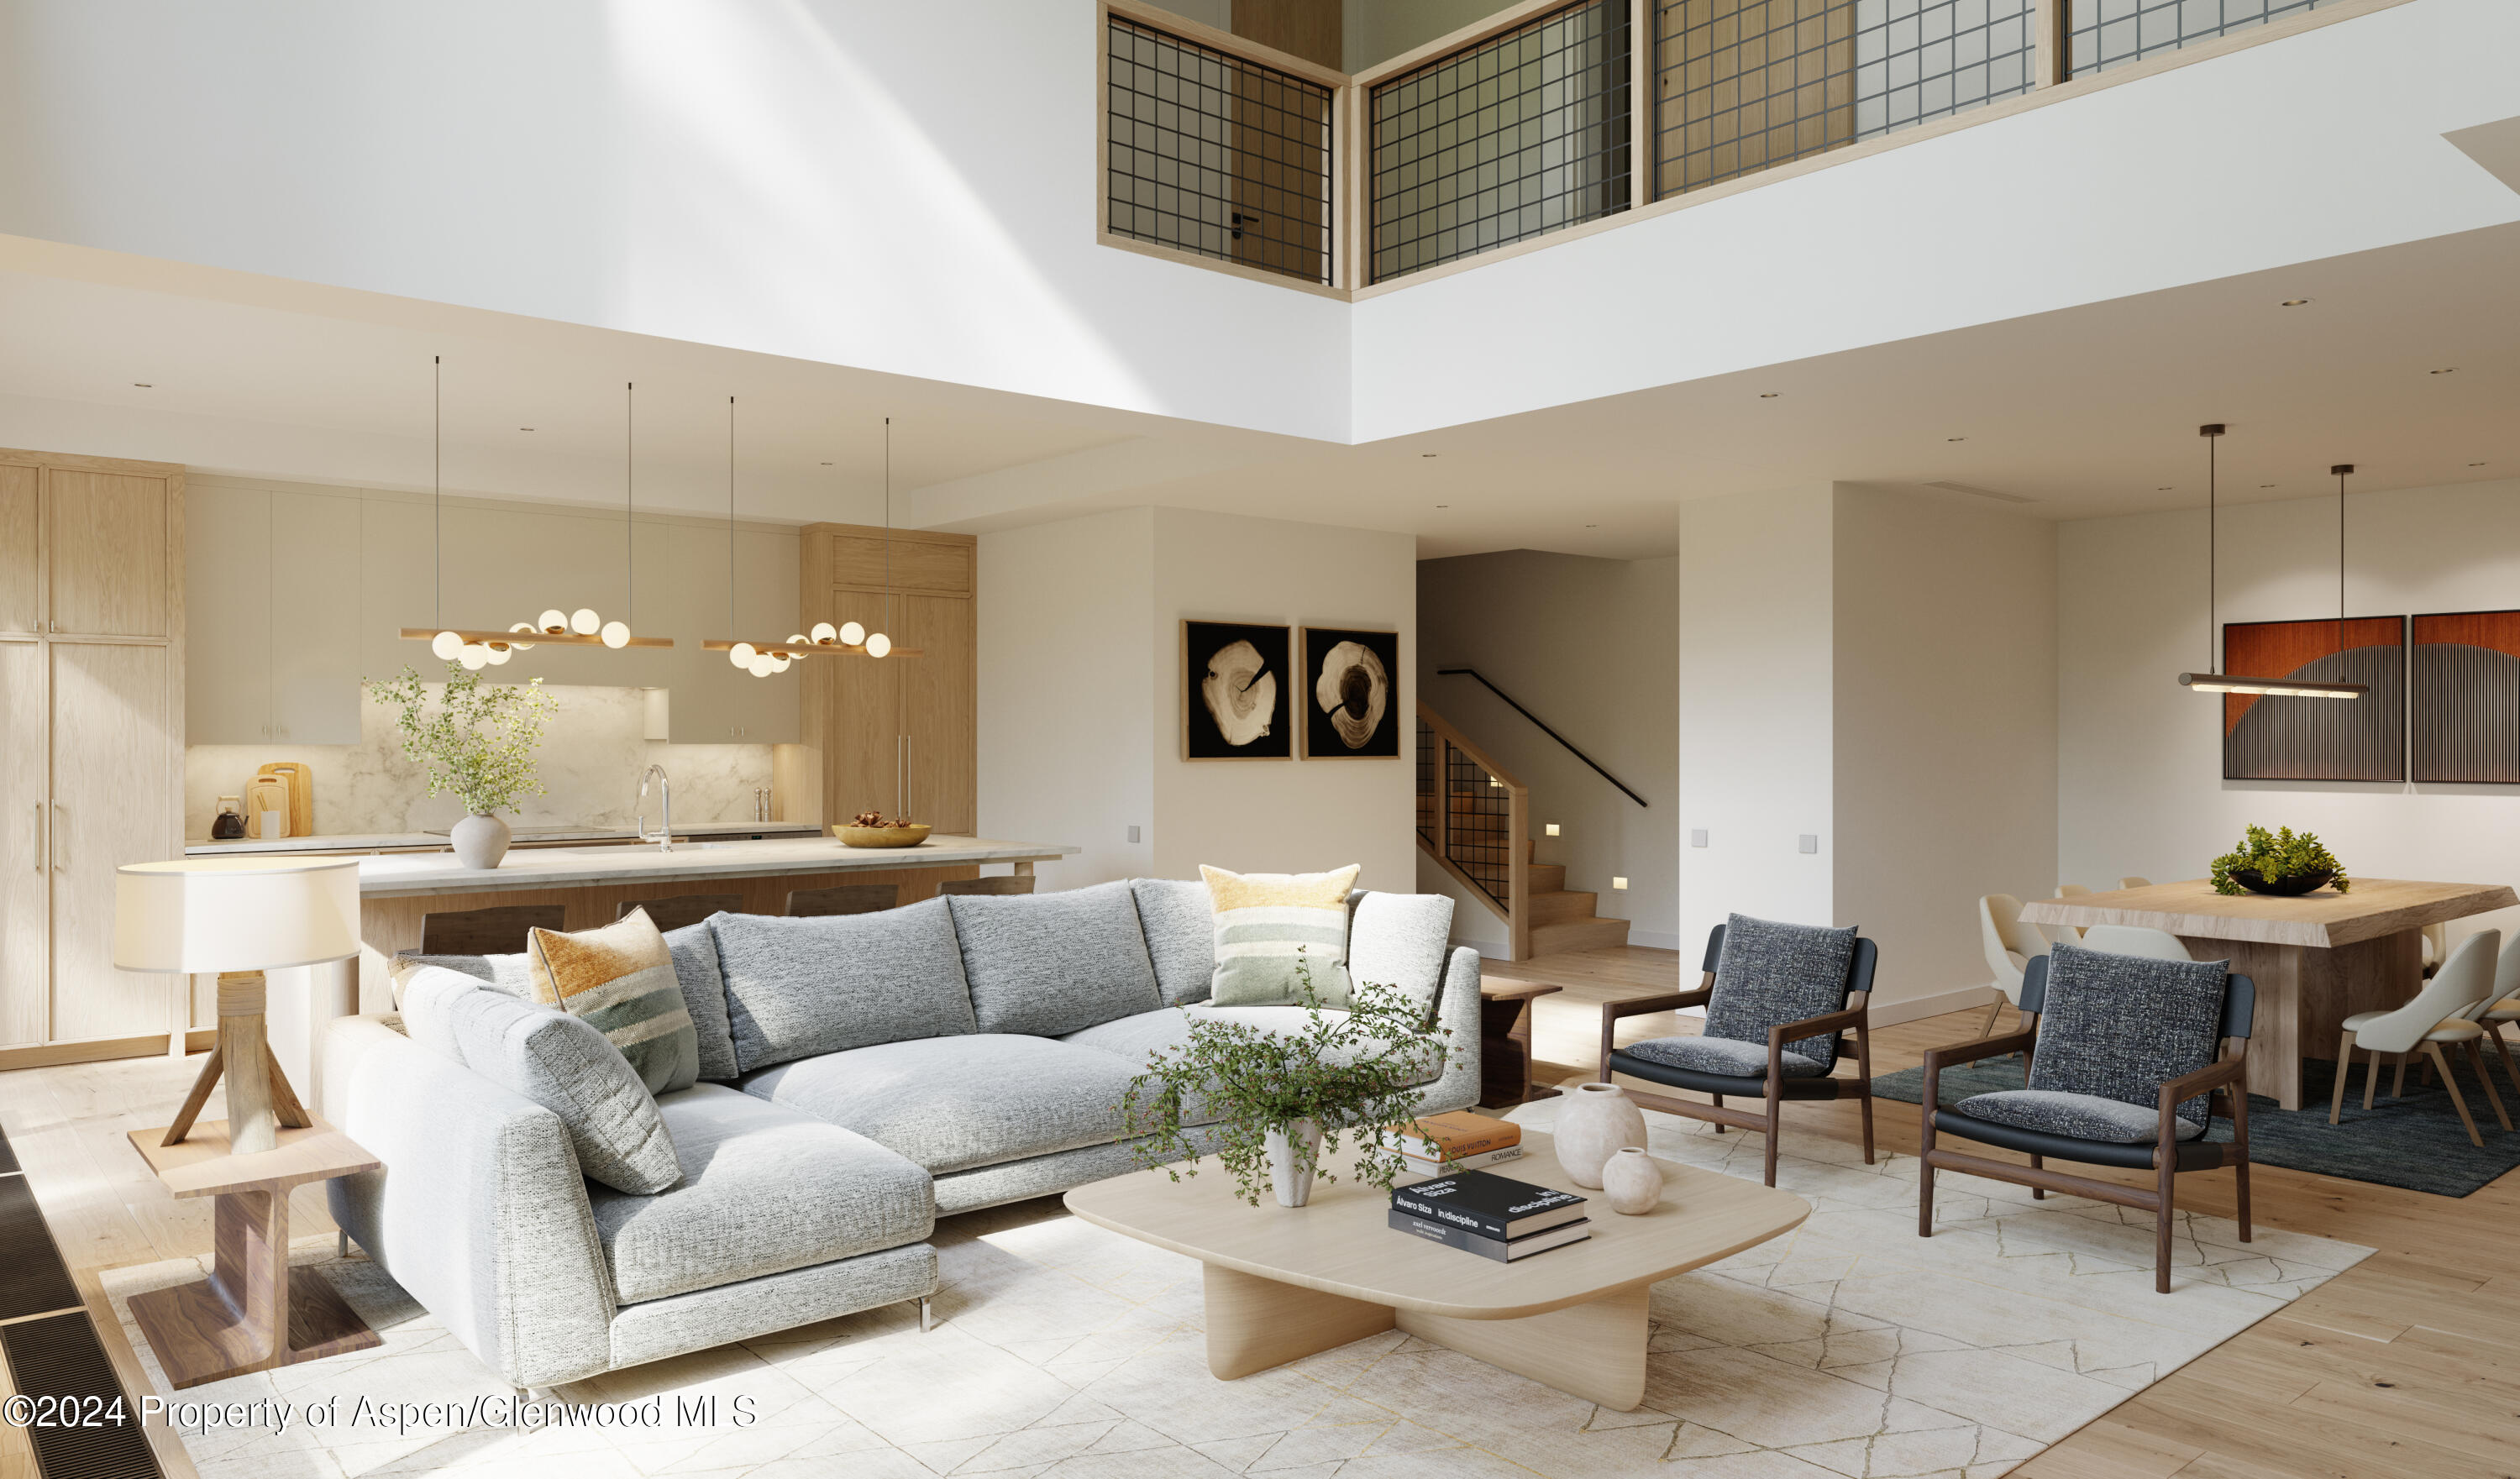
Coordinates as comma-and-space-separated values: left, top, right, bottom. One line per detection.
1677, 488, 1835, 957
0, 1, 1351, 442
1416, 549, 1678, 949
1151, 509, 1416, 889
976, 508, 1158, 889
977, 506, 1415, 893
2059, 475, 2520, 950
1833, 486, 2056, 1014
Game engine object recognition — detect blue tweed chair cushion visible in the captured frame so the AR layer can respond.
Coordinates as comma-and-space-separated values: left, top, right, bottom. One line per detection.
1957, 1088, 2207, 1144
2015, 941, 2229, 1133
1625, 1035, 1830, 1079
1700, 914, 1859, 1071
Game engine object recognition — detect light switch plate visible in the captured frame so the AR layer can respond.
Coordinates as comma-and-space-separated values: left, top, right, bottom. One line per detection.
1798, 834, 1819, 854
1127, 825, 1142, 843
1690, 830, 1708, 848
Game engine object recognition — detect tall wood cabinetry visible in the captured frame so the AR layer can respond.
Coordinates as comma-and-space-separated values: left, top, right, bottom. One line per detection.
797, 524, 976, 833
0, 448, 186, 1061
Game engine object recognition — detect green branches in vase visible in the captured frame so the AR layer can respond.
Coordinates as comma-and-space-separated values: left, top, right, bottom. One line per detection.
367, 663, 558, 869
1117, 952, 1449, 1208
2210, 825, 2349, 897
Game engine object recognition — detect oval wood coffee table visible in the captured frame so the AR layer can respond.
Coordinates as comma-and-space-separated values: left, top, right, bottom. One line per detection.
1064, 1129, 1809, 1411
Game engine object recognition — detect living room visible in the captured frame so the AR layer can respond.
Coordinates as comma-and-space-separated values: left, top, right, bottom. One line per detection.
3, 2, 2517, 1476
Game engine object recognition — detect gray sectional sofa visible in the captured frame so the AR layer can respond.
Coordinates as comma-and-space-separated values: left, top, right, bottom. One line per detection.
320, 878, 1481, 1389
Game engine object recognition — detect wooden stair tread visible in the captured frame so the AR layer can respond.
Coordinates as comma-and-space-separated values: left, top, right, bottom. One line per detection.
1527, 863, 1567, 893
1527, 890, 1599, 925
1531, 916, 1631, 956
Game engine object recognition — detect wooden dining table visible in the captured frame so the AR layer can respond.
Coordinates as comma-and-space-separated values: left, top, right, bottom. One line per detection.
2021, 878, 2517, 1110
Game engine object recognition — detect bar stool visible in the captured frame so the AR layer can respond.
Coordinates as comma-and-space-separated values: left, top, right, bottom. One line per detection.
417, 904, 564, 954
786, 883, 899, 916
938, 876, 1037, 898
616, 894, 742, 931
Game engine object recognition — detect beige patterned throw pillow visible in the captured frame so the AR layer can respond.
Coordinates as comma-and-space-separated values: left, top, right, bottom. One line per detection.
526, 908, 701, 1094
1200, 863, 1360, 1008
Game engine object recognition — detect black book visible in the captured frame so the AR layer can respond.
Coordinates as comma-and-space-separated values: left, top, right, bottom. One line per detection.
1389, 1168, 1586, 1240
1388, 1209, 1592, 1262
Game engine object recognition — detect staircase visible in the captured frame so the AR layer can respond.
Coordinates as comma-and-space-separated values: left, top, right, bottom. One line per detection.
1416, 701, 1630, 962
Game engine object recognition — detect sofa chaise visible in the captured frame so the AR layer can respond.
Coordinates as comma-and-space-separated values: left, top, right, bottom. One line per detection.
320, 878, 1480, 1389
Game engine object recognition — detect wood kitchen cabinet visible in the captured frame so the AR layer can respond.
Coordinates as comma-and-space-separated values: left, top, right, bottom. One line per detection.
0, 447, 186, 1062
798, 523, 976, 833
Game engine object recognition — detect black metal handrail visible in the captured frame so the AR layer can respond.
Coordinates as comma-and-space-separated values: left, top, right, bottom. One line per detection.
1435, 668, 1646, 807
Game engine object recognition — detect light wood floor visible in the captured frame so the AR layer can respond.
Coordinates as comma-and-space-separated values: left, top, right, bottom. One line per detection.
7, 952, 2517, 1479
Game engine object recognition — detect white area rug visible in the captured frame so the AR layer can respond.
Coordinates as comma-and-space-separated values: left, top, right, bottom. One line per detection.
102, 1099, 2371, 1479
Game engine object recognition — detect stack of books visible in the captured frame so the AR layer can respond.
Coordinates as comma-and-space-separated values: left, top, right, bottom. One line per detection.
1372, 1110, 1525, 1176
1389, 1168, 1591, 1262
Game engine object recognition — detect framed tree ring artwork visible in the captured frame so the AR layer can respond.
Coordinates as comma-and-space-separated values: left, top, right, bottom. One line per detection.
1183, 621, 1291, 760
1302, 627, 1400, 758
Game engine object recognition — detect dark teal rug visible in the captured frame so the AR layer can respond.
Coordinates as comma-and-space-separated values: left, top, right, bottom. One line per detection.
1872, 1052, 2520, 1198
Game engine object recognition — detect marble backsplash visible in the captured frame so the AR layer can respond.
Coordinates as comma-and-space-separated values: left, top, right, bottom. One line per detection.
186, 684, 777, 840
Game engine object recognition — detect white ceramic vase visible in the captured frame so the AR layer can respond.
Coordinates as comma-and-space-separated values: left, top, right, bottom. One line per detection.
451, 811, 512, 870
1265, 1118, 1324, 1207
1601, 1146, 1665, 1214
1555, 1082, 1647, 1188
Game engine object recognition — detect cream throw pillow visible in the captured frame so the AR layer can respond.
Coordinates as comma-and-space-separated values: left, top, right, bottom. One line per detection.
527, 908, 701, 1094
1201, 863, 1360, 1008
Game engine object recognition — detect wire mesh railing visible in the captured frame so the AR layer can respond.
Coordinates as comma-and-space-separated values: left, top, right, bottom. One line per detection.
2066, 0, 2334, 76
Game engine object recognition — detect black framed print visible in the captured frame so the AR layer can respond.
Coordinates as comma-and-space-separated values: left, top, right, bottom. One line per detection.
1183, 620, 1291, 760
1302, 627, 1399, 758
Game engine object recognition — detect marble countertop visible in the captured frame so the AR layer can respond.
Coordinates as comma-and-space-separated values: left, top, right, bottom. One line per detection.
186, 821, 822, 856
354, 834, 1081, 897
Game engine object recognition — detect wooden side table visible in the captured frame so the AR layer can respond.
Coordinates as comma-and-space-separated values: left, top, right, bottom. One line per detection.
125, 1120, 381, 1389
1478, 978, 1563, 1108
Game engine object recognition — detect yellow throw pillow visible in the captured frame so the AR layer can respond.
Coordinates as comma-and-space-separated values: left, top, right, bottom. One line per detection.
527, 908, 700, 1094
1201, 863, 1361, 1008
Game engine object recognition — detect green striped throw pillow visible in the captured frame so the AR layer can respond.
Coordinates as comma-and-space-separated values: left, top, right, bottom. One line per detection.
1200, 863, 1361, 1008
527, 908, 701, 1094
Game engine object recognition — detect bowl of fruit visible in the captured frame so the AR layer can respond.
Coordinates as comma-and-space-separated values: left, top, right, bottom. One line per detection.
833, 812, 932, 848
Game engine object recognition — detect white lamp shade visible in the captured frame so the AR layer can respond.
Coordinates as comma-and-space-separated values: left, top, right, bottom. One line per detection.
113, 858, 362, 973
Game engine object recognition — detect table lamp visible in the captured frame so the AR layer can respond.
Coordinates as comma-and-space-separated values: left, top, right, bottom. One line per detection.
113, 857, 361, 1156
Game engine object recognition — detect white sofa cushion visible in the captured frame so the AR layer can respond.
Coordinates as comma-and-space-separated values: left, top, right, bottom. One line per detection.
741, 1035, 1148, 1173
1348, 891, 1455, 1024
587, 1085, 933, 1304
947, 880, 1163, 1036
708, 898, 977, 1073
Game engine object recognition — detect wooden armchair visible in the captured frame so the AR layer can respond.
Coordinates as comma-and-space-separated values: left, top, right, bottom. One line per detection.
1598, 921, 1877, 1187
1918, 952, 2255, 1293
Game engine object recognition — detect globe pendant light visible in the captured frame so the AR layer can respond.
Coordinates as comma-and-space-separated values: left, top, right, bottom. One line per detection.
2176, 423, 2366, 700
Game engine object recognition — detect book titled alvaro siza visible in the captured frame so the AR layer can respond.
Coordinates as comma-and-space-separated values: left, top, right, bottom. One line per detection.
1390, 1168, 1586, 1240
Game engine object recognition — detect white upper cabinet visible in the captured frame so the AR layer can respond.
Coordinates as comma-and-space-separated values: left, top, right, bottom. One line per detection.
187, 482, 363, 744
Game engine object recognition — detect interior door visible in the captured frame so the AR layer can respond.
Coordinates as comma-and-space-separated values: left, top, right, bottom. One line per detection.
47, 469, 171, 638
0, 463, 37, 637
0, 640, 45, 1046
49, 642, 176, 1042
899, 593, 975, 834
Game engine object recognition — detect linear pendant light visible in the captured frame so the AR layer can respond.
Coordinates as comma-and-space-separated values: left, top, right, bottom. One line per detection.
2176, 422, 2366, 700
400, 373, 673, 656
701, 402, 920, 668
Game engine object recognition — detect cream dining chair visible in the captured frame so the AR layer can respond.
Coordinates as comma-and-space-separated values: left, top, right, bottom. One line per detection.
1977, 894, 2048, 1040
2329, 930, 2509, 1146
2080, 925, 2191, 960
2479, 934, 2520, 1097
2117, 876, 2151, 890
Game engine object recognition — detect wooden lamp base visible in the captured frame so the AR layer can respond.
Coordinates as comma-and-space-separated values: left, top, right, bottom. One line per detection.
163, 970, 311, 1156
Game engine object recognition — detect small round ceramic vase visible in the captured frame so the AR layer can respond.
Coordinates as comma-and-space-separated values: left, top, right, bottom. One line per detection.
1601, 1146, 1665, 1214
1265, 1118, 1324, 1207
451, 811, 512, 870
1554, 1082, 1647, 1188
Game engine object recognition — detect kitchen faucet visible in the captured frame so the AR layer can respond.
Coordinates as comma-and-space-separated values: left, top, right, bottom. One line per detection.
636, 764, 672, 851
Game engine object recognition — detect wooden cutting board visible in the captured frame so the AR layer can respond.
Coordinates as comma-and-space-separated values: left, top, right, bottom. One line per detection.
244, 775, 292, 838
258, 762, 314, 837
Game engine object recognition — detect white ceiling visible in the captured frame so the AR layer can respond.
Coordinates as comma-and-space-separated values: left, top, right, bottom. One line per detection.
2, 204, 2513, 562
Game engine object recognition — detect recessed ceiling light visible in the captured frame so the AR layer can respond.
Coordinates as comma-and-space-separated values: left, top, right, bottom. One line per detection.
2430, 367, 2457, 375
1757, 392, 1780, 399
2470, 461, 2489, 467
132, 382, 153, 388
2259, 483, 2276, 488
1421, 453, 1438, 459
1584, 523, 1597, 528
1945, 437, 1966, 443
2156, 485, 2174, 491
519, 427, 535, 432
2281, 298, 2311, 307
819, 461, 833, 466
1435, 504, 1450, 509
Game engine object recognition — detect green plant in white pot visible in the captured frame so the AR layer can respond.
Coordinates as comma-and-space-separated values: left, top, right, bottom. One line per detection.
1117, 956, 1450, 1208
368, 663, 558, 869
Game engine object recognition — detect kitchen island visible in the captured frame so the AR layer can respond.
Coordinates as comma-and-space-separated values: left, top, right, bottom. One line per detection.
267, 834, 1079, 1102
